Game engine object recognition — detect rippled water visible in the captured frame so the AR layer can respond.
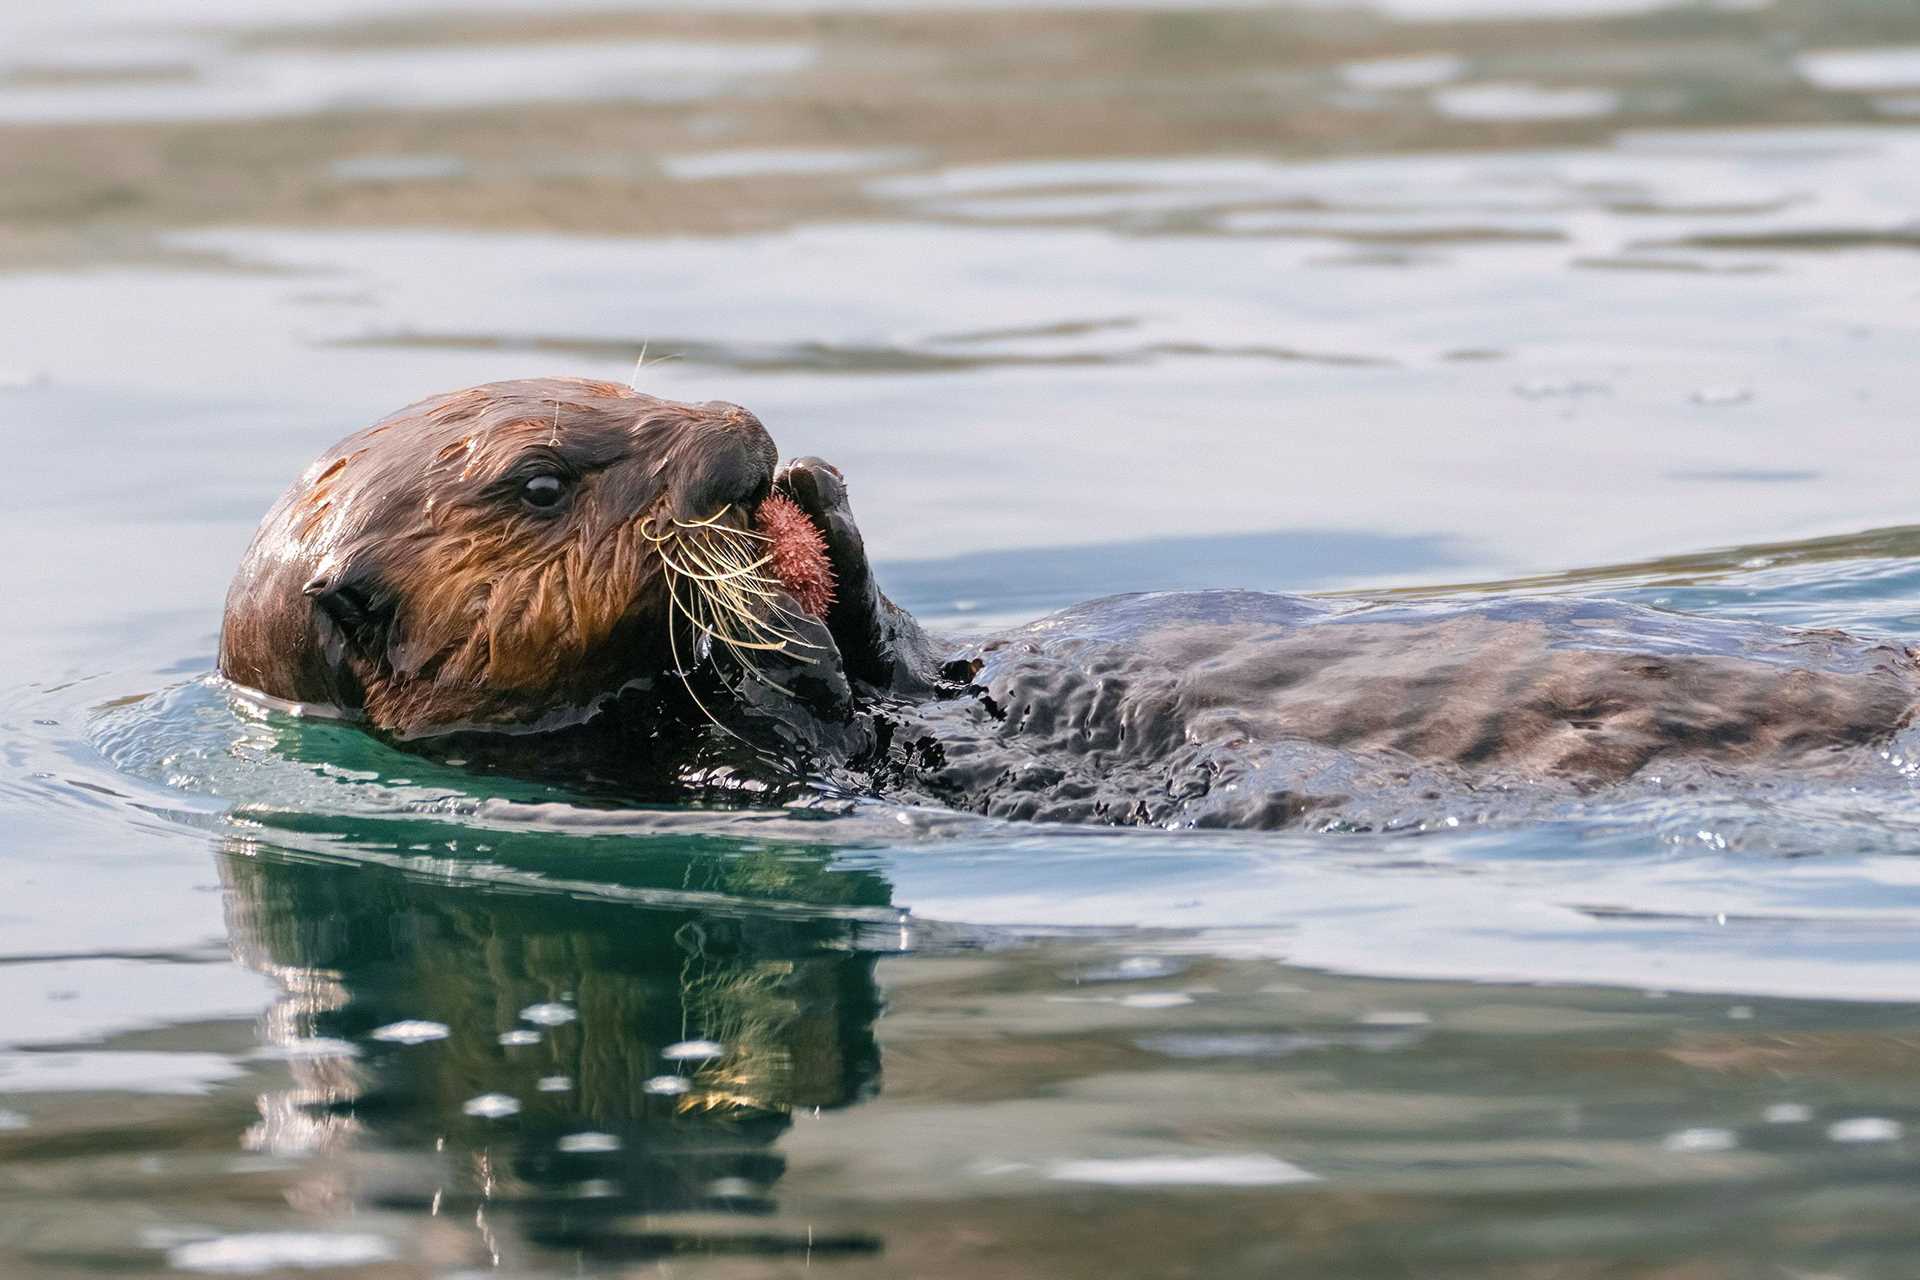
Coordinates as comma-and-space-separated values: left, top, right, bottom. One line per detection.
7, 1, 1920, 1275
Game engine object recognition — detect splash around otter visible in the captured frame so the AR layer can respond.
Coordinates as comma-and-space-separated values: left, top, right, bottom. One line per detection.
220, 377, 1920, 829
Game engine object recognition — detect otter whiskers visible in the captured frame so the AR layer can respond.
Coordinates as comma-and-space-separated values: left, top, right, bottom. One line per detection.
643, 506, 822, 732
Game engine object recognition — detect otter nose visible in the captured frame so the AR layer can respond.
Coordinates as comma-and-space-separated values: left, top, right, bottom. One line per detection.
671, 403, 779, 520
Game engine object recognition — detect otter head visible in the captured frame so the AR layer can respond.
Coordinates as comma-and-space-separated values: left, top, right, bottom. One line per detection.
218, 377, 836, 738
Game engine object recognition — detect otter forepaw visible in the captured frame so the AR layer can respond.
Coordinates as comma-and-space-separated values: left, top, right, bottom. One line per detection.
773, 456, 938, 697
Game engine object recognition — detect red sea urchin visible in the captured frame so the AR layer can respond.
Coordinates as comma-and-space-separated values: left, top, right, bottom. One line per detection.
757, 491, 836, 619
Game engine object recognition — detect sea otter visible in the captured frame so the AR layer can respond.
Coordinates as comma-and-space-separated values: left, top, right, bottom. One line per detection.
220, 377, 1920, 829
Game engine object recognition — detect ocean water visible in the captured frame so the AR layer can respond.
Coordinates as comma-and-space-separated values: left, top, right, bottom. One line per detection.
6, 1, 1920, 1275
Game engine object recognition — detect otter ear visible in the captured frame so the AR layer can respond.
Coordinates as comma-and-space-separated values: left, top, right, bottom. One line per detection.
301, 563, 392, 643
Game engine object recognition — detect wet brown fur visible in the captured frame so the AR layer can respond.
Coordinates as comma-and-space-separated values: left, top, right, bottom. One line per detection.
220, 378, 778, 737
221, 381, 1920, 827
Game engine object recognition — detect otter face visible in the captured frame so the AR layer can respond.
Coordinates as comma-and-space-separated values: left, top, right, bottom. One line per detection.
219, 378, 795, 738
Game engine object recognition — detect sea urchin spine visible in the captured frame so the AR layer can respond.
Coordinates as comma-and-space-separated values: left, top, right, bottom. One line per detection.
756, 492, 836, 619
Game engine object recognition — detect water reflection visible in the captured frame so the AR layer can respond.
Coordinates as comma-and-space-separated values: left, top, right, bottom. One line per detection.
217, 834, 890, 1263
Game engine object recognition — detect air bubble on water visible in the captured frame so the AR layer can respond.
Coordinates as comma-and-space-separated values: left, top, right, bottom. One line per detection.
536, 1076, 573, 1093
557, 1132, 621, 1154
1764, 1103, 1812, 1124
1119, 992, 1194, 1009
1514, 379, 1608, 400
1045, 1154, 1319, 1186
167, 1233, 394, 1274
497, 1030, 541, 1047
1663, 1127, 1737, 1153
1827, 1117, 1902, 1143
253, 1038, 360, 1060
369, 1020, 450, 1045
461, 1094, 521, 1120
520, 1003, 577, 1027
662, 1039, 726, 1061
645, 1075, 692, 1095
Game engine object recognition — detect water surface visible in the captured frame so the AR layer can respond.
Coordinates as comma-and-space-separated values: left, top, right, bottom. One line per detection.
6, 1, 1920, 1275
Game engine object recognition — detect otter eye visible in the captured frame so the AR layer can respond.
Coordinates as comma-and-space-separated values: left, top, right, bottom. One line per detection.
520, 473, 569, 510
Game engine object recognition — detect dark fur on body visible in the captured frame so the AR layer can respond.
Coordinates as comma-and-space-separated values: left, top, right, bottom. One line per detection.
893, 592, 1919, 828
221, 378, 1920, 828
